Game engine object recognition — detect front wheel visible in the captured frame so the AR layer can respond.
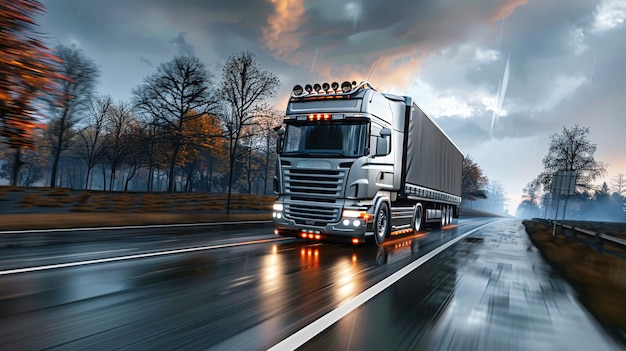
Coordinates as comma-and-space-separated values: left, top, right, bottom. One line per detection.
374, 201, 390, 246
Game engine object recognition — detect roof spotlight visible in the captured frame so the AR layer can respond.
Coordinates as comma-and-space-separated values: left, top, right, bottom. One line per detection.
341, 81, 352, 93
304, 84, 313, 93
322, 82, 330, 92
331, 82, 339, 91
292, 85, 303, 96
313, 83, 322, 92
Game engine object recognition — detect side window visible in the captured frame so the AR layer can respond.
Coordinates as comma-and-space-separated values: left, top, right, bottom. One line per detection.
370, 123, 381, 156
285, 125, 302, 153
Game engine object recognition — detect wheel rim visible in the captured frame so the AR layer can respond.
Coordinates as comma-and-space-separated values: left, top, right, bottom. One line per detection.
413, 205, 422, 232
375, 203, 388, 244
377, 208, 387, 238
441, 207, 447, 227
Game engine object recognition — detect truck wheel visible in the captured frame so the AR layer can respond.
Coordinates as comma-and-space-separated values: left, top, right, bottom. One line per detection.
374, 201, 390, 246
447, 206, 454, 225
412, 203, 423, 232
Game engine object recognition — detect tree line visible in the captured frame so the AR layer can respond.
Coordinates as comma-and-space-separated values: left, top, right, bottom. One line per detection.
0, 1, 282, 213
516, 125, 624, 221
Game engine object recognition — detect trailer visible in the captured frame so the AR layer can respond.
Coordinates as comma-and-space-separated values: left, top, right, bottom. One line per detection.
272, 81, 463, 245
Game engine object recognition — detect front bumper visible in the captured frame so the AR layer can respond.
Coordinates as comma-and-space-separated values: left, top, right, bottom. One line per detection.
273, 212, 370, 243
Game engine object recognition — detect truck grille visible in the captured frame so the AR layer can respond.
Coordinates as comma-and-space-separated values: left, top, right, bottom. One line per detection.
283, 168, 345, 224
285, 203, 341, 225
284, 169, 345, 197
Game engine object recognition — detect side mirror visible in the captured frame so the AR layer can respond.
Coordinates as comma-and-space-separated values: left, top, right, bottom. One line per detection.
276, 128, 284, 154
374, 128, 391, 156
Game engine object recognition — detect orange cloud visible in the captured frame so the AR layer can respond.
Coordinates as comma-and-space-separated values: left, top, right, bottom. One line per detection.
262, 0, 307, 61
489, 0, 528, 25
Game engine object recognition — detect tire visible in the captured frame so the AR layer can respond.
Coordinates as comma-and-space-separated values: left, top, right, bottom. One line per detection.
412, 203, 424, 233
447, 205, 454, 225
440, 206, 447, 228
374, 201, 390, 246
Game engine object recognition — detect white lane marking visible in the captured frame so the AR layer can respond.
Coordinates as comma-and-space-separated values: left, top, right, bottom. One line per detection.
268, 221, 495, 351
0, 237, 291, 276
0, 220, 272, 234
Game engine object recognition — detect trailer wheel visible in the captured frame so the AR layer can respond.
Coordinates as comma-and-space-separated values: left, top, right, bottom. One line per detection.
374, 201, 390, 246
440, 206, 447, 228
412, 203, 424, 232
447, 206, 454, 225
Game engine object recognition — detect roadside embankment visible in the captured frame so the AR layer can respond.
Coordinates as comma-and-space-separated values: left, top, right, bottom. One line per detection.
523, 219, 626, 344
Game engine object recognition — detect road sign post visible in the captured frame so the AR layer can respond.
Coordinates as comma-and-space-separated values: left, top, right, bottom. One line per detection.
550, 171, 577, 237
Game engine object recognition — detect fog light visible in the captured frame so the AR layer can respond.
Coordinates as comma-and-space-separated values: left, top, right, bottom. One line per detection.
276, 213, 282, 219
343, 219, 350, 226
353, 220, 361, 226
352, 238, 360, 244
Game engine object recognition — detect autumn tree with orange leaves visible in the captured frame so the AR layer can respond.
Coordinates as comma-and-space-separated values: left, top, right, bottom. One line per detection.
0, 0, 63, 185
178, 113, 224, 192
462, 155, 488, 203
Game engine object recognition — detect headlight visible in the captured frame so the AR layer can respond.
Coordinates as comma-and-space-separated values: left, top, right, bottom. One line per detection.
273, 203, 284, 211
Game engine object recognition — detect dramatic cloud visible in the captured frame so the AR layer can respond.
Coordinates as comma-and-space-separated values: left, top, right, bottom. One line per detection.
592, 0, 626, 33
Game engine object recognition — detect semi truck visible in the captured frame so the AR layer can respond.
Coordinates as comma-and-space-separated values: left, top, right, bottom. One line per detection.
272, 81, 463, 245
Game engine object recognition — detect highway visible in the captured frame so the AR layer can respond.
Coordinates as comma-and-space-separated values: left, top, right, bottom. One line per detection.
0, 218, 622, 351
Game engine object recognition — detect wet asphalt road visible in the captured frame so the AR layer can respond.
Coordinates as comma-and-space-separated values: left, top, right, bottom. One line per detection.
0, 218, 622, 351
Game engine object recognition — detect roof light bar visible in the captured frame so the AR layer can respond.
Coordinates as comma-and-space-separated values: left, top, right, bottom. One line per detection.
290, 80, 374, 97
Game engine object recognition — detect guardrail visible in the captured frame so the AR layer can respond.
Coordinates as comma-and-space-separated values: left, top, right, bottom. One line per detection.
546, 220, 626, 254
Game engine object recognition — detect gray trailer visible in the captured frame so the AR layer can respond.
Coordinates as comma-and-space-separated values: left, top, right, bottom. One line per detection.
272, 81, 462, 245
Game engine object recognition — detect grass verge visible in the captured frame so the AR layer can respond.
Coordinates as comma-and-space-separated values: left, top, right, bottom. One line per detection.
523, 219, 626, 343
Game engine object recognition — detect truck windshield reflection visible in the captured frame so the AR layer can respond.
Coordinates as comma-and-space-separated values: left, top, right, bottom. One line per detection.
282, 122, 368, 157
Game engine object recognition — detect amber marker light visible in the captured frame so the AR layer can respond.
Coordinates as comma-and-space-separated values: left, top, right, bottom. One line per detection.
352, 238, 360, 245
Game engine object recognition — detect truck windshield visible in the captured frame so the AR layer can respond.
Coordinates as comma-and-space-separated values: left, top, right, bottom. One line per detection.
282, 122, 368, 157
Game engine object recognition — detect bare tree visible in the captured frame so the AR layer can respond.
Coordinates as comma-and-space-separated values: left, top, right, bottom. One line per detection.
537, 124, 606, 219
120, 123, 146, 192
46, 44, 99, 188
611, 173, 626, 197
133, 55, 217, 193
77, 95, 111, 189
256, 107, 283, 194
103, 101, 134, 191
538, 125, 606, 190
523, 178, 543, 205
486, 180, 507, 214
218, 50, 280, 213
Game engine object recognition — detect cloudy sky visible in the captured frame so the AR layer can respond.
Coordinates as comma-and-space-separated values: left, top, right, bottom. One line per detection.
38, 0, 626, 212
